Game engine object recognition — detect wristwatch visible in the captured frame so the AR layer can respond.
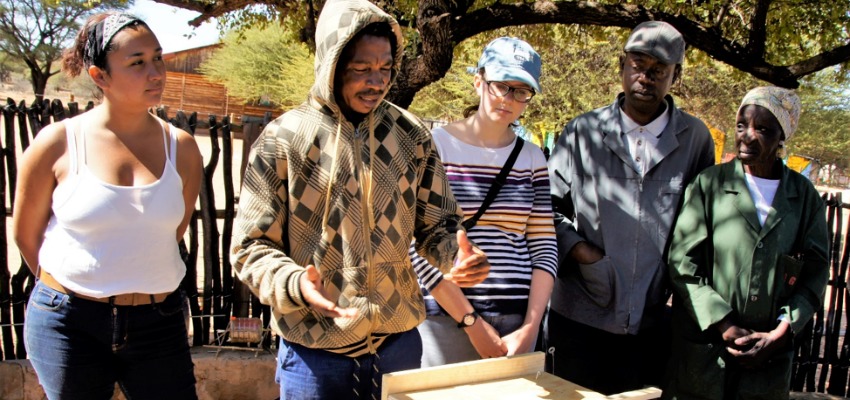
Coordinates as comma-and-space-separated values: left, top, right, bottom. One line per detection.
457, 311, 480, 328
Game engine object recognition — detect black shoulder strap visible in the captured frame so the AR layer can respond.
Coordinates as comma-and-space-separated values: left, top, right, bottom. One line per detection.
462, 138, 524, 231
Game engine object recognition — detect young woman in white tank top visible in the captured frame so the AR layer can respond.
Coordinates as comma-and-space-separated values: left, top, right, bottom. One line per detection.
12, 13, 202, 400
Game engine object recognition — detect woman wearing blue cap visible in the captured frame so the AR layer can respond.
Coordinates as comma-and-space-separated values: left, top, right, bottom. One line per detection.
411, 37, 558, 366
13, 12, 201, 399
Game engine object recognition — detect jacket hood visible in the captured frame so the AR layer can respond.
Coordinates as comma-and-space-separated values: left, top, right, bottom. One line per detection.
310, 0, 404, 113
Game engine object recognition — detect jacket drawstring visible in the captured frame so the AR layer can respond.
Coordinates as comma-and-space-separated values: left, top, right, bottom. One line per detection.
366, 113, 376, 230
321, 117, 376, 231
321, 122, 344, 229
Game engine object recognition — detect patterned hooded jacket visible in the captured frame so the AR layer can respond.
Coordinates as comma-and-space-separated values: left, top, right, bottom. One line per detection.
231, 0, 463, 357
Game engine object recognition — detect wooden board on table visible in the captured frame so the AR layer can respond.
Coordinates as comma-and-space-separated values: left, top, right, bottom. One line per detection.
382, 352, 545, 400
381, 352, 661, 400
388, 371, 602, 399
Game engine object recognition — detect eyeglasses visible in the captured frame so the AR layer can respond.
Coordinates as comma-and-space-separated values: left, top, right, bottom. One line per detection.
485, 81, 536, 103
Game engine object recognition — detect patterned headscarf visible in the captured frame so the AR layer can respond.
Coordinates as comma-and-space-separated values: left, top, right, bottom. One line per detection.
83, 14, 145, 68
738, 86, 802, 141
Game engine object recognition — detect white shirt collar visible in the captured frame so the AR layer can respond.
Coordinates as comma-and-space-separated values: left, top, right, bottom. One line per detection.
620, 100, 671, 138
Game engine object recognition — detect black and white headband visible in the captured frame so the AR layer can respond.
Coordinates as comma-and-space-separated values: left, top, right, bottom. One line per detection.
83, 14, 144, 68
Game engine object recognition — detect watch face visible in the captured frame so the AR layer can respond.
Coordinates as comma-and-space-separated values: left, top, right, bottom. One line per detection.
463, 314, 475, 326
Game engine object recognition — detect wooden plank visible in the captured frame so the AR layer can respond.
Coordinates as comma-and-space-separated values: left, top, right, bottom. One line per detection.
382, 352, 545, 400
387, 372, 661, 400
606, 387, 662, 399
382, 352, 661, 400
388, 373, 602, 400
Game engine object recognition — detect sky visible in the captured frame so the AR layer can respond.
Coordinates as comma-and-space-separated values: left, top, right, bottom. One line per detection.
127, 0, 222, 53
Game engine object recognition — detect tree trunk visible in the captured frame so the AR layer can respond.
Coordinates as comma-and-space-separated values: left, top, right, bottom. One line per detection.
388, 0, 458, 108
29, 67, 48, 100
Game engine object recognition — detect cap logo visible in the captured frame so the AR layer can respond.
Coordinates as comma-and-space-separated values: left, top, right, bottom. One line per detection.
514, 46, 532, 63
474, 37, 542, 93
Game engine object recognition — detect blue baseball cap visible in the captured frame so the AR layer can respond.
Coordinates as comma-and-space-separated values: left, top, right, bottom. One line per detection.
476, 37, 542, 93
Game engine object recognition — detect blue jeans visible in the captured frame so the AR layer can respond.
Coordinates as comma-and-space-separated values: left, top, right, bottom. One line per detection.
277, 329, 422, 400
419, 313, 524, 367
24, 281, 197, 400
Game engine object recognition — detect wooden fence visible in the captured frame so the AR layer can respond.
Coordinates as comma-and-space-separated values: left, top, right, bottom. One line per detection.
0, 97, 274, 363
1, 98, 850, 395
792, 193, 850, 395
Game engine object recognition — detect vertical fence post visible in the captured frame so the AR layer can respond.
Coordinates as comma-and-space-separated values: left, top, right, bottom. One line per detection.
9, 100, 33, 359
202, 115, 223, 341
180, 111, 218, 345
50, 99, 66, 122
0, 102, 11, 361
219, 115, 235, 335
828, 192, 850, 395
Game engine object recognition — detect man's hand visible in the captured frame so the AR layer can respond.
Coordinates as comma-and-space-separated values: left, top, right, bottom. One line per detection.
726, 320, 792, 368
466, 318, 508, 359
299, 264, 358, 318
445, 230, 490, 287
569, 241, 604, 265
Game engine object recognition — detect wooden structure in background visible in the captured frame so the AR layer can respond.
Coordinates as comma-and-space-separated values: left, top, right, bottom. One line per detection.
161, 45, 284, 125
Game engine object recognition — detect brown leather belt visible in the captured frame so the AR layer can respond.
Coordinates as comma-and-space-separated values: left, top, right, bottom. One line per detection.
39, 270, 171, 306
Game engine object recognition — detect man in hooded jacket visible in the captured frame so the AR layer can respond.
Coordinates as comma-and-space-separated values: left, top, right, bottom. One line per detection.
231, 0, 490, 398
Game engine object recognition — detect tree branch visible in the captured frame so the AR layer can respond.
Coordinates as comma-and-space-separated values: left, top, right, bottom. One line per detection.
713, 0, 730, 30
151, 0, 299, 27
441, 1, 841, 89
747, 0, 769, 58
155, 0, 850, 103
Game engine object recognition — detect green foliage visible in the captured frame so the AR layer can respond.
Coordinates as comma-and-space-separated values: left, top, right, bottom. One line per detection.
195, 0, 850, 164
410, 25, 622, 142
0, 51, 24, 82
675, 54, 762, 155
199, 22, 313, 108
788, 69, 850, 173
0, 0, 128, 95
624, 0, 850, 68
526, 25, 622, 135
215, 4, 289, 42
410, 23, 763, 150
408, 40, 478, 121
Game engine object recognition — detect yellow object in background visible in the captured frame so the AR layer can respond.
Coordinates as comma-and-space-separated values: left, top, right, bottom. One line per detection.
709, 127, 725, 165
786, 154, 812, 174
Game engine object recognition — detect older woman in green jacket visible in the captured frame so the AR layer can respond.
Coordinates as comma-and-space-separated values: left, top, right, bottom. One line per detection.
664, 87, 828, 399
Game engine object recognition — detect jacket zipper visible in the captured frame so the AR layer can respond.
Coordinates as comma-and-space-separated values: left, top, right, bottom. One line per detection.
628, 175, 644, 334
354, 129, 378, 354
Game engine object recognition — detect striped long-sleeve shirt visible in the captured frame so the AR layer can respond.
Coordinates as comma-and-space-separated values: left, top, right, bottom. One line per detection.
411, 127, 558, 316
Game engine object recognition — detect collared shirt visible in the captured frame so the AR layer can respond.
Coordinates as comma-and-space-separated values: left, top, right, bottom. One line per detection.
620, 101, 671, 176
549, 94, 716, 335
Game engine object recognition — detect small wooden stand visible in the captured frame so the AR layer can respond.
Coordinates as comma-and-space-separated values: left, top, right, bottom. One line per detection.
381, 352, 661, 400
206, 317, 271, 358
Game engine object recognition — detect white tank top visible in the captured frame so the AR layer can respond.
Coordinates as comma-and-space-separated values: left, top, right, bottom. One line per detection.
38, 114, 187, 297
